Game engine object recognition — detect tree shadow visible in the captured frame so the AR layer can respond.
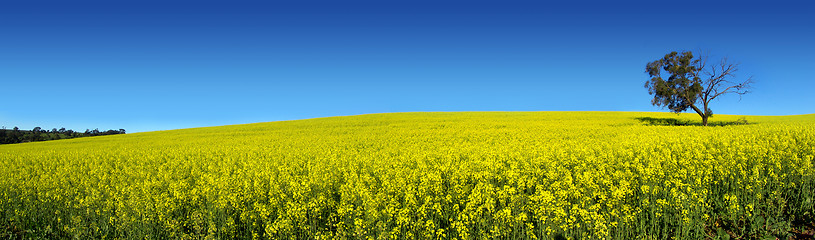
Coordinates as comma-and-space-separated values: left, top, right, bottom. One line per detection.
635, 117, 753, 126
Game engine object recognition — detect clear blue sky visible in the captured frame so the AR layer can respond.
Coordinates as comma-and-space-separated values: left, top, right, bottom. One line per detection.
2, 0, 813, 133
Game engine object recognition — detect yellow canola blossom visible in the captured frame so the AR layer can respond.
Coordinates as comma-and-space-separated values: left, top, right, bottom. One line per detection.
1, 112, 814, 239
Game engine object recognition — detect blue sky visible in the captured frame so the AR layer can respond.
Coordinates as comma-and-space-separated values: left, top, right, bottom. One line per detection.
2, 0, 813, 132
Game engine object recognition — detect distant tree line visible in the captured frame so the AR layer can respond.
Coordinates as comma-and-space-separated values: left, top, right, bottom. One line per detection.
0, 127, 125, 144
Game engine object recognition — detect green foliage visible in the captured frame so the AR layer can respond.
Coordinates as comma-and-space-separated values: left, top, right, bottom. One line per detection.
645, 51, 703, 114
644, 51, 753, 126
0, 128, 125, 145
636, 116, 750, 126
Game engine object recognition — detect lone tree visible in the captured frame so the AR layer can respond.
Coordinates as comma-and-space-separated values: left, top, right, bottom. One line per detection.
645, 51, 753, 126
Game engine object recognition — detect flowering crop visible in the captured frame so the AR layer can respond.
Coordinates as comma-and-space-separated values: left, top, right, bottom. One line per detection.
1, 112, 813, 239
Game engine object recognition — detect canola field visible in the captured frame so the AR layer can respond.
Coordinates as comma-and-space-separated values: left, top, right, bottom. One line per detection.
1, 112, 814, 239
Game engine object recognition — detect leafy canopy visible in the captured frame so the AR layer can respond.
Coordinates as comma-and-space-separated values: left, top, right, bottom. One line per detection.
644, 51, 705, 114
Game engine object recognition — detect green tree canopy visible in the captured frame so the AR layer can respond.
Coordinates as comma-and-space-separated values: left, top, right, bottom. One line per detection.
645, 51, 753, 126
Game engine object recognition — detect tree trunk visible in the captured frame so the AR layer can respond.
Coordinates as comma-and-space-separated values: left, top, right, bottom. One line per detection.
702, 101, 710, 126
688, 103, 707, 126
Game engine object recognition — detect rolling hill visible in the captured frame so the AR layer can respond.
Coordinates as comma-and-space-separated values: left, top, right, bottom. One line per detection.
2, 112, 814, 239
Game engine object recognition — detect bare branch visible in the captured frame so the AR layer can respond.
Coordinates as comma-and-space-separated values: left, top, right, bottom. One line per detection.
694, 49, 709, 79
699, 55, 752, 102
